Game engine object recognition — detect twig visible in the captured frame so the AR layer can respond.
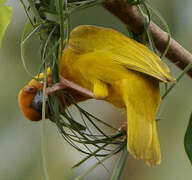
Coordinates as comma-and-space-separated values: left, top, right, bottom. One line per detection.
103, 0, 192, 78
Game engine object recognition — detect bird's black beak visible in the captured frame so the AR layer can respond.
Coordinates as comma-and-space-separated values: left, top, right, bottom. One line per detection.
31, 90, 43, 113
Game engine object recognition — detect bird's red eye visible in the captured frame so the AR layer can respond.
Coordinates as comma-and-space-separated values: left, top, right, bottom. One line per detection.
26, 86, 36, 93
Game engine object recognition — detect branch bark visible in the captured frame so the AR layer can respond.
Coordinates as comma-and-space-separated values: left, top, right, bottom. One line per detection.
103, 0, 192, 78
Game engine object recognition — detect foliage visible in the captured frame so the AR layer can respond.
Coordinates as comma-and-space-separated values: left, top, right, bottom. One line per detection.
0, 0, 12, 47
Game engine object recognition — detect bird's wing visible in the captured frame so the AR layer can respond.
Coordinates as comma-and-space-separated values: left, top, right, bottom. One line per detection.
69, 25, 175, 82
73, 50, 162, 165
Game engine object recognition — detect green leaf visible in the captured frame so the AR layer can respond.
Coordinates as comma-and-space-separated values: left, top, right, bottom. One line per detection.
0, 5, 12, 47
184, 112, 192, 165
0, 0, 7, 4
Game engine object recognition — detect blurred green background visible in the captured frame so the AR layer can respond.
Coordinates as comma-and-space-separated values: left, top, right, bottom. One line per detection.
1, 0, 192, 179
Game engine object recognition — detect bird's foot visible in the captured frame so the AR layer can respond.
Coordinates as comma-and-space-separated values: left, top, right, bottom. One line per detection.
118, 122, 127, 133
118, 122, 127, 141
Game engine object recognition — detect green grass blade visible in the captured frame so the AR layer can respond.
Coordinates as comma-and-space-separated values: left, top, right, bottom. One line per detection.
72, 143, 108, 168
75, 153, 113, 180
27, 0, 41, 22
137, 4, 156, 53
21, 24, 42, 45
146, 2, 170, 34
41, 65, 50, 180
146, 2, 171, 58
19, 0, 34, 25
162, 63, 192, 99
111, 147, 128, 180
21, 21, 38, 78
77, 106, 118, 131
75, 143, 126, 180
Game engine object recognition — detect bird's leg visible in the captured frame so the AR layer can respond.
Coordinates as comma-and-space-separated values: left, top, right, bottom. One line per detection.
118, 122, 127, 133
46, 75, 97, 99
46, 83, 67, 94
118, 122, 127, 141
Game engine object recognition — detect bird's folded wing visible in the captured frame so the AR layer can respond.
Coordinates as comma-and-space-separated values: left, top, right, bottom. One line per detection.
69, 25, 175, 83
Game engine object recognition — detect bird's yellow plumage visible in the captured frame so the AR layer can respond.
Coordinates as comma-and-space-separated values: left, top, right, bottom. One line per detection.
18, 25, 175, 166
59, 25, 174, 165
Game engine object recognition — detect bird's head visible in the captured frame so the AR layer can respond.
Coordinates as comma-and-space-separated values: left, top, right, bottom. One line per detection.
18, 78, 44, 121
18, 69, 51, 121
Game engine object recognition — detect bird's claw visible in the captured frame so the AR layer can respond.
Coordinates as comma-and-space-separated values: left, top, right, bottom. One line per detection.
118, 122, 127, 133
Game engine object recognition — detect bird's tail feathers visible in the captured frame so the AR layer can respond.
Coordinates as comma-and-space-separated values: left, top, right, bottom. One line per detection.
120, 78, 161, 166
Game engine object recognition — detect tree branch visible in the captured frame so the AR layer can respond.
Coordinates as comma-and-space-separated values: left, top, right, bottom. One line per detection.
103, 0, 192, 78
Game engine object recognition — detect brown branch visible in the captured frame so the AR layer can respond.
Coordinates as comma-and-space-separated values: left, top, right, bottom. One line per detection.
103, 0, 192, 78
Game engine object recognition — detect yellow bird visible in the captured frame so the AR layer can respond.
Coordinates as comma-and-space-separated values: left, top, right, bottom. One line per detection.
18, 25, 175, 166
